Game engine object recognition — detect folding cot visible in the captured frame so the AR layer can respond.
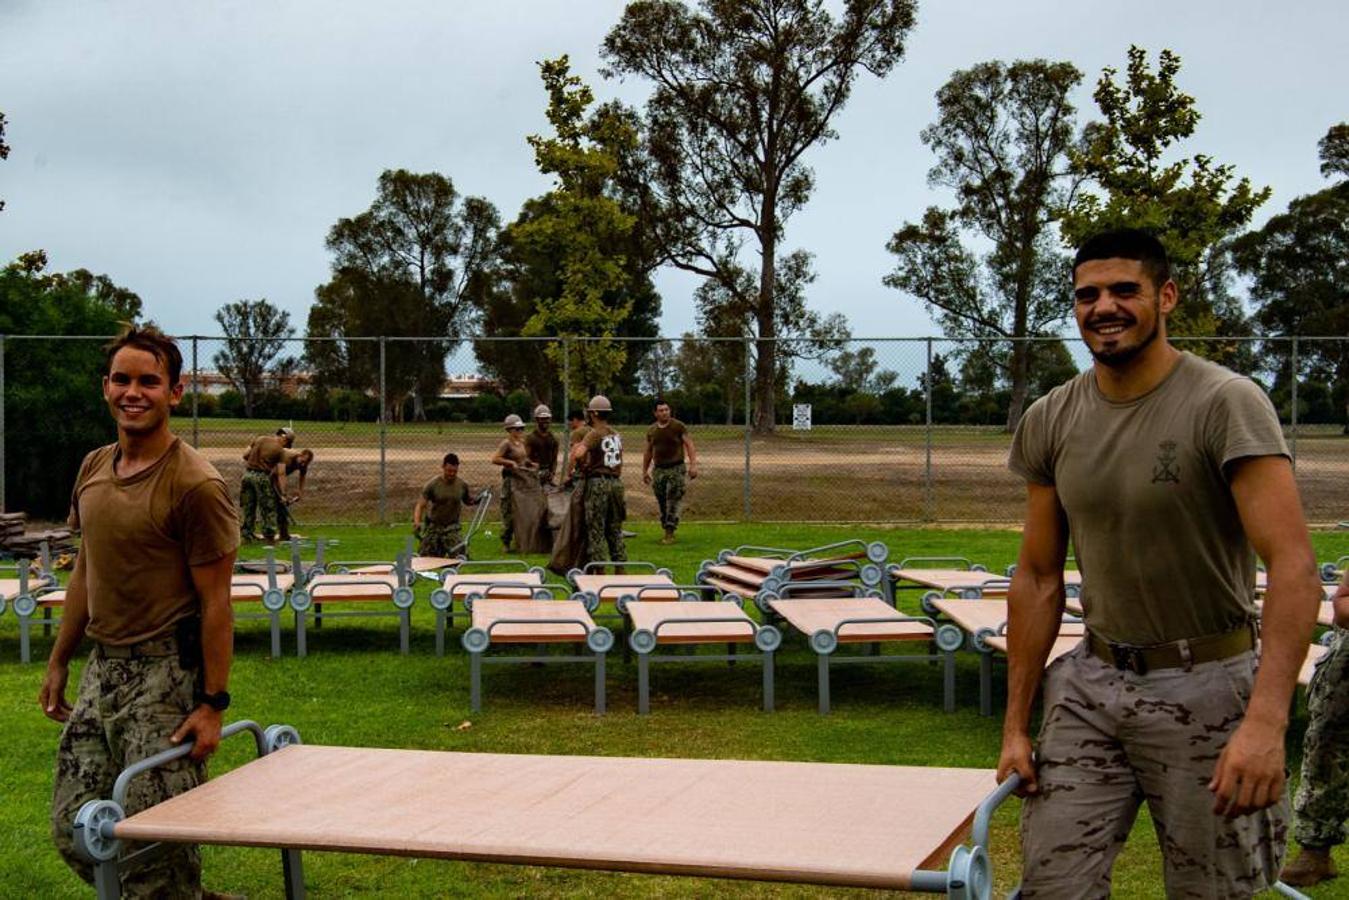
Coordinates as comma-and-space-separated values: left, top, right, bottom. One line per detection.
459, 584, 614, 713
290, 550, 417, 657
428, 559, 545, 656
892, 560, 1083, 616
930, 598, 1085, 716
72, 720, 1028, 900
566, 560, 679, 659
760, 581, 965, 714
696, 539, 889, 601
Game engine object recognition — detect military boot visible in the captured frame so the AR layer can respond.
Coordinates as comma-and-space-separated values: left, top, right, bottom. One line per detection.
1281, 846, 1337, 887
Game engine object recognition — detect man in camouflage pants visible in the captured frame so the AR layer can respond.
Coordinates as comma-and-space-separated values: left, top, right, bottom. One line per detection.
239, 427, 294, 542
642, 399, 698, 544
569, 395, 626, 568
413, 452, 480, 558
1282, 570, 1349, 886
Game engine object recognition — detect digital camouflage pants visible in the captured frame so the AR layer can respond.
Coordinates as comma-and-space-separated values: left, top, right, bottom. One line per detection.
239, 469, 278, 539
651, 463, 687, 533
499, 476, 514, 549
1294, 630, 1349, 848
419, 522, 463, 559
1021, 643, 1286, 899
584, 476, 626, 567
52, 647, 206, 898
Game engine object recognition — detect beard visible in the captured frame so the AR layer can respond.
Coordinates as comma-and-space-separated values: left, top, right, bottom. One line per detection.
1086, 309, 1161, 367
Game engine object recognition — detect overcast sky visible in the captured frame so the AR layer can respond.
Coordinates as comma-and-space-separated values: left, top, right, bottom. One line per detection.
1, 0, 1344, 341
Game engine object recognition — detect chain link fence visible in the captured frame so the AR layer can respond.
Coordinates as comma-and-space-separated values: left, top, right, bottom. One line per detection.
2, 333, 1346, 526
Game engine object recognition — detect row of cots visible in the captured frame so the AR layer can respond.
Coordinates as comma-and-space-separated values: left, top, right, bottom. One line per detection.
2, 540, 1343, 717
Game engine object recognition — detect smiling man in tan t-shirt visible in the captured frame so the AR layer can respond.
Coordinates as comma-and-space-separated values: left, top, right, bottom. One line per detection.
39, 326, 239, 898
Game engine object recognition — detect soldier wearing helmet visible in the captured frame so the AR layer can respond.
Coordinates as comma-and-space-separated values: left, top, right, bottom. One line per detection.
568, 395, 626, 568
525, 403, 560, 486
490, 413, 536, 553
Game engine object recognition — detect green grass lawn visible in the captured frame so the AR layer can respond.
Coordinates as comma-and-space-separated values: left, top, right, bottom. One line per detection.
2, 523, 1346, 898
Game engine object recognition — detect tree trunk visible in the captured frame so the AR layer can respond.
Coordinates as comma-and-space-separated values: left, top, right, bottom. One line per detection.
1006, 340, 1030, 432
244, 384, 254, 419
753, 207, 778, 435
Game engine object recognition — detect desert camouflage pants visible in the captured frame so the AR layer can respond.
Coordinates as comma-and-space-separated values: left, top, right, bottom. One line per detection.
499, 476, 515, 549
52, 647, 205, 898
1294, 630, 1349, 848
584, 476, 626, 567
1021, 643, 1286, 899
419, 522, 463, 559
239, 469, 278, 539
651, 463, 687, 532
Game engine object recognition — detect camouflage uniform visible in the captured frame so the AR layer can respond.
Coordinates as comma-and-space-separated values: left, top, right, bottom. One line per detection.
1021, 643, 1287, 898
52, 642, 204, 898
583, 476, 627, 565
1293, 629, 1349, 848
498, 476, 515, 550
419, 522, 463, 558
650, 463, 687, 533
239, 468, 278, 539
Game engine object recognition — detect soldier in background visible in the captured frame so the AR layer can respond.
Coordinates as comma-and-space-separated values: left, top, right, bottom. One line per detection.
642, 398, 698, 544
568, 395, 626, 568
525, 404, 560, 486
275, 447, 313, 542
490, 414, 535, 553
564, 408, 589, 489
412, 452, 481, 559
239, 427, 294, 542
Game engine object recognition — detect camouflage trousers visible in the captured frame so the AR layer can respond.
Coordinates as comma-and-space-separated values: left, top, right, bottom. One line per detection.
583, 476, 627, 567
419, 521, 463, 559
651, 463, 687, 532
1021, 643, 1287, 899
52, 646, 205, 898
239, 469, 278, 539
1294, 630, 1349, 848
499, 476, 515, 549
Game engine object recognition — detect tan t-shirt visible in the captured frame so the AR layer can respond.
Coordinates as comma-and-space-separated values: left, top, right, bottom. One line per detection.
646, 420, 688, 466
69, 439, 240, 645
244, 435, 285, 472
1008, 352, 1288, 645
581, 422, 623, 477
422, 476, 471, 527
524, 429, 559, 474
495, 438, 529, 479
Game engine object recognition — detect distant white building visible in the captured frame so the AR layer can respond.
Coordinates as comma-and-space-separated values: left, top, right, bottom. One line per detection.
190, 371, 498, 399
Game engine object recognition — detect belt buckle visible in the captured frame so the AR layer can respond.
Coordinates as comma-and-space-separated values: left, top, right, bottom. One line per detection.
1109, 643, 1148, 675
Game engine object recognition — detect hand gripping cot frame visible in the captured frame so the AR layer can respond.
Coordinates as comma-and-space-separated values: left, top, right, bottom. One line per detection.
429, 558, 547, 656
289, 544, 418, 657
72, 721, 1028, 900
759, 580, 965, 715
1, 541, 60, 663
459, 584, 614, 714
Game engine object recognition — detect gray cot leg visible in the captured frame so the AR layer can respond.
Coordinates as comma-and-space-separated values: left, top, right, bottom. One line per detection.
282, 848, 305, 899
19, 613, 31, 664
313, 602, 322, 628
399, 608, 410, 654
295, 609, 307, 658
43, 605, 53, 637
979, 653, 992, 717
637, 654, 650, 715
92, 859, 121, 899
943, 650, 955, 713
435, 610, 446, 657
763, 650, 775, 712
594, 652, 606, 715
469, 652, 482, 712
270, 611, 281, 659
818, 653, 831, 715
727, 641, 736, 666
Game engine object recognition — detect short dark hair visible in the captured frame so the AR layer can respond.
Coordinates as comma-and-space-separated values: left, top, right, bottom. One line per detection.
442, 452, 460, 466
1073, 228, 1172, 288
567, 410, 584, 422
104, 324, 183, 385
654, 398, 670, 409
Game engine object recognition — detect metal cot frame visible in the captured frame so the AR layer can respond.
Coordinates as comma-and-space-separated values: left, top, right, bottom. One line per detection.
290, 546, 416, 657
4, 542, 60, 662
429, 558, 547, 656
696, 539, 890, 600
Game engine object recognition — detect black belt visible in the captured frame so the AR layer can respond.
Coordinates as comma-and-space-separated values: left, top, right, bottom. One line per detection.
96, 634, 179, 659
653, 461, 685, 469
587, 473, 619, 480
1087, 623, 1256, 675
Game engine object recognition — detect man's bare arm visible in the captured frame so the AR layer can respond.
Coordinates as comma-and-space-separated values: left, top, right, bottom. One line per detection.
171, 551, 237, 761
683, 434, 698, 477
39, 550, 92, 722
413, 498, 426, 528
1210, 454, 1321, 816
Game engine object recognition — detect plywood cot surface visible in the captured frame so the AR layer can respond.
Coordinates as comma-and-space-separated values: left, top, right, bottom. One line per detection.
471, 599, 593, 642
441, 572, 542, 600
931, 599, 1085, 642
984, 635, 1083, 666
305, 573, 400, 602
230, 573, 296, 602
625, 601, 758, 644
890, 569, 1012, 593
114, 744, 996, 890
725, 555, 861, 576
573, 573, 678, 601
351, 556, 463, 575
768, 598, 934, 642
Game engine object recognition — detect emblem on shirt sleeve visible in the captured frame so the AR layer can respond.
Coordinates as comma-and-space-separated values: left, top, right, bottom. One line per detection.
1152, 440, 1180, 484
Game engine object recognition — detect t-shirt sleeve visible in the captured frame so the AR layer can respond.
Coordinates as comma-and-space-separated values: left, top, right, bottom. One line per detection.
422, 478, 439, 501
582, 429, 602, 452
67, 449, 101, 530
178, 479, 241, 566
1204, 377, 1290, 474
1007, 397, 1055, 486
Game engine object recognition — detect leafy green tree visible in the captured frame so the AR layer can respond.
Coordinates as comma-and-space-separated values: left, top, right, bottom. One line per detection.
830, 346, 897, 393
1, 257, 136, 517
1318, 123, 1349, 180
312, 169, 500, 420
886, 59, 1083, 430
1061, 47, 1269, 344
212, 298, 296, 418
603, 0, 917, 433
673, 330, 745, 424
0, 109, 9, 212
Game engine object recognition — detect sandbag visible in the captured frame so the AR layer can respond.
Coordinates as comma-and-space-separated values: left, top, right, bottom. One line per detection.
509, 471, 551, 554
545, 488, 569, 530
547, 485, 587, 575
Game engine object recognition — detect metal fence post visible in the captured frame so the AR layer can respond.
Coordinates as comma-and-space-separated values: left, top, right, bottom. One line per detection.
190, 336, 200, 448
1290, 337, 1299, 469
378, 336, 387, 524
743, 338, 752, 521
0, 334, 6, 511
924, 337, 934, 522
562, 337, 570, 422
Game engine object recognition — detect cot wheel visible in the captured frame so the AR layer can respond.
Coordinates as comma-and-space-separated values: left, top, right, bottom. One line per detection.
755, 625, 782, 653
810, 629, 838, 655
696, 566, 711, 584
461, 627, 490, 653
760, 576, 782, 595
864, 588, 885, 602
629, 628, 657, 655
566, 568, 584, 585
0, 596, 6, 616
290, 590, 312, 612
657, 567, 674, 581
583, 591, 600, 613
947, 845, 991, 900
333, 565, 351, 574
960, 588, 983, 600
587, 627, 615, 654
860, 563, 883, 587
769, 565, 789, 582
529, 565, 546, 580
724, 592, 744, 609
680, 590, 701, 603
865, 541, 888, 564
13, 594, 37, 617
1065, 584, 1080, 599
73, 800, 124, 862
698, 559, 714, 575
616, 594, 636, 615
261, 588, 287, 612
972, 627, 996, 654
717, 549, 732, 564
935, 624, 965, 653
970, 563, 987, 573
1321, 562, 1338, 582
429, 589, 452, 611
531, 587, 553, 600
755, 590, 780, 615
263, 724, 302, 753
1004, 564, 1018, 577
393, 586, 416, 609
920, 591, 942, 616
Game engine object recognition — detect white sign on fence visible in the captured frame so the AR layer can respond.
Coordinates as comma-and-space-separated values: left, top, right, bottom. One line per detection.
792, 403, 812, 431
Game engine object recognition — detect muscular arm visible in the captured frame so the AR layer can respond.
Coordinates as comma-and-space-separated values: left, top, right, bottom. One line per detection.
1210, 454, 1321, 816
683, 433, 698, 477
171, 551, 237, 761
997, 481, 1069, 794
39, 550, 92, 722
642, 437, 653, 481
293, 465, 307, 500
413, 498, 427, 528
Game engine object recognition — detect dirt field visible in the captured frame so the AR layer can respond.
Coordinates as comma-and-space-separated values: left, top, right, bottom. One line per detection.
179, 420, 1349, 527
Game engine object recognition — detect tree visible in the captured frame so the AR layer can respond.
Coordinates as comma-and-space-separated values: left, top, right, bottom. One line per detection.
0, 109, 9, 212
829, 346, 897, 393
212, 299, 296, 418
313, 169, 501, 420
1319, 123, 1349, 180
637, 338, 677, 396
603, 0, 917, 432
673, 331, 746, 424
1060, 47, 1270, 343
885, 59, 1083, 430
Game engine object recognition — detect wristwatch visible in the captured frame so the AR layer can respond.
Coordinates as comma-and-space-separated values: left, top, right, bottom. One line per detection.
195, 689, 231, 711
